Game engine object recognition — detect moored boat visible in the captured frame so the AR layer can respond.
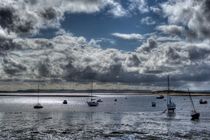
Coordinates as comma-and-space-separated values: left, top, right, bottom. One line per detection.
199, 99, 208, 104
166, 75, 176, 113
63, 100, 68, 104
156, 95, 164, 99
189, 89, 200, 120
33, 82, 43, 109
87, 81, 99, 107
152, 102, 156, 107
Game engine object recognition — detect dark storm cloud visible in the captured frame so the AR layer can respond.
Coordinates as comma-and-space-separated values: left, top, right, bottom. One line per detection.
0, 6, 35, 35
0, 7, 15, 30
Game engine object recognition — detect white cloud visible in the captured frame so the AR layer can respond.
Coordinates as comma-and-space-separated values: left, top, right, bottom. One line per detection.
106, 0, 127, 17
1, 0, 210, 89
141, 16, 156, 25
150, 6, 161, 14
112, 33, 144, 41
128, 0, 149, 13
161, 0, 210, 40
156, 25, 184, 36
0, 26, 16, 39
1, 31, 210, 89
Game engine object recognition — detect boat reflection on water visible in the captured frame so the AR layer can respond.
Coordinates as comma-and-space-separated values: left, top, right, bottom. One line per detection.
167, 111, 176, 118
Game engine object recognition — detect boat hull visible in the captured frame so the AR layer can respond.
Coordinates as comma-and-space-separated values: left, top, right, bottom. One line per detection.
152, 102, 156, 107
156, 96, 164, 99
63, 100, 68, 104
33, 104, 43, 109
87, 101, 99, 107
200, 101, 208, 104
167, 104, 176, 112
191, 112, 200, 120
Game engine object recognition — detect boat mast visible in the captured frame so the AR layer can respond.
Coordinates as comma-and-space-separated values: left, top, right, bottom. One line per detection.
38, 82, 40, 103
91, 80, 93, 100
188, 89, 196, 112
167, 75, 170, 93
167, 75, 170, 104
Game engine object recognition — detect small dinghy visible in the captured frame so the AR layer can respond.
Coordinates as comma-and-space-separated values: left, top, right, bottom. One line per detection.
63, 100, 68, 104
199, 99, 208, 104
97, 99, 103, 102
114, 99, 117, 102
34, 103, 43, 109
156, 95, 164, 99
87, 99, 99, 107
152, 102, 156, 107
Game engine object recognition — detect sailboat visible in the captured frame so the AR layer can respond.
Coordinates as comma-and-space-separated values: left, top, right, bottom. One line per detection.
166, 75, 176, 112
34, 82, 43, 109
87, 81, 99, 107
188, 89, 200, 120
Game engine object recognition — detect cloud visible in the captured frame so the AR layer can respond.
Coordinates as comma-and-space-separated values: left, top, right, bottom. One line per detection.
156, 25, 184, 36
1, 0, 210, 89
1, 31, 210, 89
106, 0, 127, 17
150, 6, 161, 14
161, 0, 210, 40
128, 0, 149, 13
141, 16, 156, 25
136, 38, 157, 53
112, 33, 144, 41
0, 0, 128, 38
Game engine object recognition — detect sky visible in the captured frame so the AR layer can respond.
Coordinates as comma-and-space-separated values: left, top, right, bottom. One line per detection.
1, 0, 210, 90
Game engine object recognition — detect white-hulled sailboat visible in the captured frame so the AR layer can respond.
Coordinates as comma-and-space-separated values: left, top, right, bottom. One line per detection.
87, 81, 99, 107
167, 75, 176, 113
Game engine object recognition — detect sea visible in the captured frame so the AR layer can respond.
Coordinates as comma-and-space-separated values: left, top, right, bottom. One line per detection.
0, 94, 210, 140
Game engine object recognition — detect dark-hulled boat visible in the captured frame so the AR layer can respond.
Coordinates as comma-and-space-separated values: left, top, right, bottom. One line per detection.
156, 95, 164, 99
63, 100, 68, 104
33, 82, 43, 109
199, 99, 208, 104
189, 89, 200, 120
34, 103, 43, 109
191, 111, 200, 120
152, 102, 156, 107
87, 99, 99, 107
97, 99, 103, 102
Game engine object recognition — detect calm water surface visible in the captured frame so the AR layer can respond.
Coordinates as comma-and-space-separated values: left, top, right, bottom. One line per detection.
0, 94, 210, 139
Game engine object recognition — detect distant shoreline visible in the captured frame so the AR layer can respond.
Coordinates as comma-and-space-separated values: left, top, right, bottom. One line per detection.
0, 90, 210, 97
